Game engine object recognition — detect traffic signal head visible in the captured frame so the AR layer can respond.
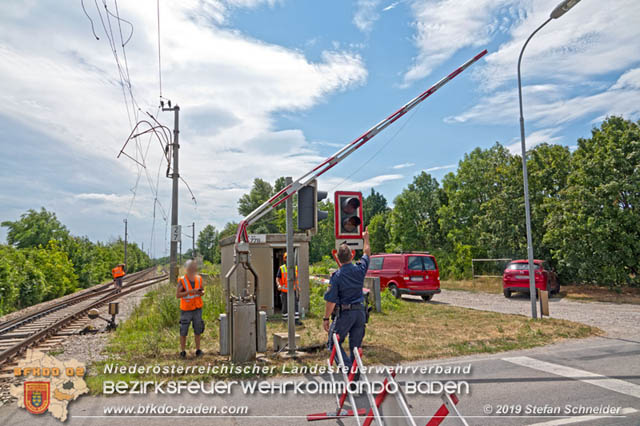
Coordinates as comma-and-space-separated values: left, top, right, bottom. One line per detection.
334, 191, 364, 239
297, 180, 328, 234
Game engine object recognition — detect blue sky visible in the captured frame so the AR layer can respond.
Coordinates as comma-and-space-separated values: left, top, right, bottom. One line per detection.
1, 0, 639, 257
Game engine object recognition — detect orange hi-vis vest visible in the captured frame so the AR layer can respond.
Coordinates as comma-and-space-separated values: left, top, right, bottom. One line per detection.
111, 265, 125, 279
278, 265, 299, 292
179, 275, 203, 311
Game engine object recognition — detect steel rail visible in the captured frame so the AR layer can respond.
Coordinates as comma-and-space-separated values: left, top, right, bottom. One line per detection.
0, 272, 167, 365
0, 267, 155, 335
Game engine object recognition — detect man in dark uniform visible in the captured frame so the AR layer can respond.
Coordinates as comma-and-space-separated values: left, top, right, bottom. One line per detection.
323, 227, 370, 368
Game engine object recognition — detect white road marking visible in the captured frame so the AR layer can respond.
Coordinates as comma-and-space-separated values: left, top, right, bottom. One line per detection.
503, 356, 640, 399
527, 407, 638, 425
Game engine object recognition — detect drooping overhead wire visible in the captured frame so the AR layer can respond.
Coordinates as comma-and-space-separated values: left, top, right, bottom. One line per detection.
81, 0, 100, 40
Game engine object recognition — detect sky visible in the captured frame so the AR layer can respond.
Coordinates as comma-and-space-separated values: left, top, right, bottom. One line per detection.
1, 0, 639, 258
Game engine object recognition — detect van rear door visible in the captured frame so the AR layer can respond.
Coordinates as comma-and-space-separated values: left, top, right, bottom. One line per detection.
406, 255, 438, 289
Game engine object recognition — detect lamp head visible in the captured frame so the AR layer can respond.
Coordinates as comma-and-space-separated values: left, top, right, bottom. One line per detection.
550, 0, 581, 19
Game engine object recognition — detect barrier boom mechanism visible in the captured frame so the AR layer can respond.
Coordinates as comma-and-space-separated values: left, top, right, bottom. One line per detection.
234, 49, 488, 243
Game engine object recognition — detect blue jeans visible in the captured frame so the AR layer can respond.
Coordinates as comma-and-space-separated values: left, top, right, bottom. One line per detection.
333, 308, 366, 368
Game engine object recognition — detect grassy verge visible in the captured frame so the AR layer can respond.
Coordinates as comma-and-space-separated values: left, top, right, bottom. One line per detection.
442, 278, 640, 304
86, 276, 600, 393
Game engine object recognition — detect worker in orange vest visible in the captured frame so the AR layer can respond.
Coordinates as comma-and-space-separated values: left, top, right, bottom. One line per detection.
176, 259, 205, 359
276, 252, 301, 325
111, 263, 126, 293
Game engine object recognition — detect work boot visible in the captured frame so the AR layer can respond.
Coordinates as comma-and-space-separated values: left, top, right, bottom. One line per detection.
179, 351, 186, 359
195, 349, 203, 357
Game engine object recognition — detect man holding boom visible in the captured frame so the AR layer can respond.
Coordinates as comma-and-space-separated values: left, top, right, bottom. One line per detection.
323, 228, 371, 369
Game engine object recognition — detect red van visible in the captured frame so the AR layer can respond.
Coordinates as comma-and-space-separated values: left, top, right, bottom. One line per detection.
366, 253, 441, 301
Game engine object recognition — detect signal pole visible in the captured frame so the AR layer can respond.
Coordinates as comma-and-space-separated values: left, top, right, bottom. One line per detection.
123, 219, 128, 271
163, 104, 180, 285
285, 177, 297, 356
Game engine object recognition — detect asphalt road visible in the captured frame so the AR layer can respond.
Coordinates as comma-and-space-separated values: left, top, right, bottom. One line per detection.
1, 335, 639, 426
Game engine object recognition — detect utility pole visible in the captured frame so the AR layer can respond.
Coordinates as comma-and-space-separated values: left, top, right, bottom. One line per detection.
285, 177, 297, 356
191, 222, 196, 258
163, 104, 180, 285
179, 239, 182, 267
123, 219, 128, 271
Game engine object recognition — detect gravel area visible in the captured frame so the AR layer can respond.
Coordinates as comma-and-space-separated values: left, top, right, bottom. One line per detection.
418, 290, 640, 340
56, 278, 167, 363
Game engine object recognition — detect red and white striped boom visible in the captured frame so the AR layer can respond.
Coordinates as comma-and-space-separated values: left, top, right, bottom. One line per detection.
235, 49, 488, 243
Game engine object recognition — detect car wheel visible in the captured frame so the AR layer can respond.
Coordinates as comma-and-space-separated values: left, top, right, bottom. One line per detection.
421, 295, 433, 302
388, 284, 400, 299
503, 289, 512, 298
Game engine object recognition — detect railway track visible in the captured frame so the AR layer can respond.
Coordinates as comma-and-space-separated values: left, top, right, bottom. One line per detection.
0, 267, 168, 367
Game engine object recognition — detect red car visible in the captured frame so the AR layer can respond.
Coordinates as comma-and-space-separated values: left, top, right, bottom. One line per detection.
502, 260, 559, 298
366, 253, 441, 301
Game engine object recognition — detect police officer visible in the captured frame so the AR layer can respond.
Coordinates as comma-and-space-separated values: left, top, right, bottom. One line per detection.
323, 227, 370, 369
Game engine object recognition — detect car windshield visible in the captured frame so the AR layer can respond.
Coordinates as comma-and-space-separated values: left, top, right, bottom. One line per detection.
506, 262, 541, 270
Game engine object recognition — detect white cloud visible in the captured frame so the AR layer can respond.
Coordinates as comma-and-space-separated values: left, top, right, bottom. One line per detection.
354, 0, 382, 32
382, 1, 402, 12
405, 0, 640, 138
0, 0, 368, 254
447, 71, 640, 128
321, 173, 404, 195
403, 0, 518, 85
424, 163, 456, 173
392, 162, 415, 169
477, 0, 640, 91
506, 128, 562, 154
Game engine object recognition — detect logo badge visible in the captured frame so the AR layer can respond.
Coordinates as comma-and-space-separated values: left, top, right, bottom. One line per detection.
24, 381, 50, 415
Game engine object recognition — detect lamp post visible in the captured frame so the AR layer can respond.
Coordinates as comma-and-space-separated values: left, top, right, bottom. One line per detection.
517, 0, 581, 319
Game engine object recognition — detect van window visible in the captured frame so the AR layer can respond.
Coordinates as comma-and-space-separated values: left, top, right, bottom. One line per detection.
407, 256, 423, 271
423, 256, 436, 271
369, 257, 384, 270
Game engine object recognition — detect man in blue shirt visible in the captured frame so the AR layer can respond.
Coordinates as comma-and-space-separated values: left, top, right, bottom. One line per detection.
323, 227, 370, 369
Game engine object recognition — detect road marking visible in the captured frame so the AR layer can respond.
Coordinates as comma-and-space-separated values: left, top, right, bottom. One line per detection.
527, 407, 638, 425
503, 356, 640, 399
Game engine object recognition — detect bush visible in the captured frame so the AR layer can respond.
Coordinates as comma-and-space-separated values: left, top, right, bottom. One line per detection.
380, 288, 402, 312
310, 256, 336, 276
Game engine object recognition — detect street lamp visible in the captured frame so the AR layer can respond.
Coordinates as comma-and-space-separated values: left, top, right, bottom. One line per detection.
517, 0, 581, 319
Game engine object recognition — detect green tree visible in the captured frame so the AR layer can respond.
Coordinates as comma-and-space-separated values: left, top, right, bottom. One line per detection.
544, 117, 640, 286
438, 143, 522, 260
309, 200, 335, 263
26, 241, 78, 299
2, 207, 69, 249
197, 225, 220, 263
238, 178, 283, 233
388, 172, 443, 252
368, 212, 390, 254
363, 188, 389, 227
